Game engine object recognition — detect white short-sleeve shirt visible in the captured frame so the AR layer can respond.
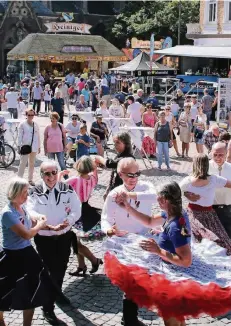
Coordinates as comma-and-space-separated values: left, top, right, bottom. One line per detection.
179, 175, 227, 207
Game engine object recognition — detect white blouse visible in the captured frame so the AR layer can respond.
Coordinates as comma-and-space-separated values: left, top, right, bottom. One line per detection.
179, 175, 227, 207
18, 121, 40, 152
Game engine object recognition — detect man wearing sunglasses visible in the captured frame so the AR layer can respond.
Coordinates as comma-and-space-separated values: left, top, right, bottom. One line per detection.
26, 160, 81, 325
101, 157, 156, 326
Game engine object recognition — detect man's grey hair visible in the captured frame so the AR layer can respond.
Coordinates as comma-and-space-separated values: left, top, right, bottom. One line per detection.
117, 157, 138, 173
212, 141, 227, 152
137, 89, 143, 94
7, 177, 28, 201
40, 160, 59, 173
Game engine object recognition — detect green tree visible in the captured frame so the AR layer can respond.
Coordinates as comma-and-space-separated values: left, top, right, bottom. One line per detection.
106, 0, 200, 48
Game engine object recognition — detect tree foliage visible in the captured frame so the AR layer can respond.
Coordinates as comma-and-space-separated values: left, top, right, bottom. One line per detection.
106, 0, 200, 48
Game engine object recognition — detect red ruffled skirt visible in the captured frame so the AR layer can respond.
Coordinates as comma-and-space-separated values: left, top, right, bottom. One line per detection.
104, 252, 231, 321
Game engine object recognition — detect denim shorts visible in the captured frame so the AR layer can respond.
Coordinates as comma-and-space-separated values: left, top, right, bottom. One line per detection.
67, 136, 76, 144
195, 137, 204, 144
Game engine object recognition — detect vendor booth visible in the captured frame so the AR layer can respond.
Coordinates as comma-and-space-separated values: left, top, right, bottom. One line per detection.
7, 33, 127, 76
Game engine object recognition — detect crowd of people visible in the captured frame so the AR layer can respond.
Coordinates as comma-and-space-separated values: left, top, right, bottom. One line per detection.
0, 70, 231, 326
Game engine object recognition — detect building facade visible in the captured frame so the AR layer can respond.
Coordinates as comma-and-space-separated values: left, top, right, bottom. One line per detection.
187, 0, 231, 46
0, 0, 125, 76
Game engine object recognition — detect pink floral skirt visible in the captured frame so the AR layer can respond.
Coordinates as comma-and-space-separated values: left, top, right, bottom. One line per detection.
142, 136, 156, 156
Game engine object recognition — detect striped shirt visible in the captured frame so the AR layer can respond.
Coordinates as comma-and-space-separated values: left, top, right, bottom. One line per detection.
67, 169, 98, 203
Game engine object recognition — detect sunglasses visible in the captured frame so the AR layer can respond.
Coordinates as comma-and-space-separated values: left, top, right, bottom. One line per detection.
42, 170, 58, 177
165, 108, 171, 111
72, 117, 77, 120
121, 171, 141, 178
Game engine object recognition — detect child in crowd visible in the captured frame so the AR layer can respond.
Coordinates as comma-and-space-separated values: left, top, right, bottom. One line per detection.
76, 124, 90, 160
58, 156, 104, 276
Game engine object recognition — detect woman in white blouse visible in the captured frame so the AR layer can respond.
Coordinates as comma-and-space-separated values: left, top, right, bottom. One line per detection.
180, 153, 231, 255
17, 108, 40, 186
109, 98, 124, 118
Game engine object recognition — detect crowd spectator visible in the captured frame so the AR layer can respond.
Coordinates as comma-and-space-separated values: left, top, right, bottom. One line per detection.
164, 105, 180, 156
134, 88, 144, 103
44, 112, 67, 173
154, 110, 172, 170
91, 85, 99, 111
5, 87, 18, 119
77, 78, 85, 92
127, 95, 144, 126
131, 79, 140, 93
27, 160, 81, 324
175, 89, 184, 108
0, 177, 55, 326
65, 72, 75, 86
100, 82, 111, 107
121, 80, 129, 94
96, 100, 109, 118
90, 114, 108, 157
141, 104, 157, 158
180, 154, 231, 255
178, 105, 192, 158
50, 91, 64, 124
76, 124, 90, 160
109, 98, 124, 117
211, 90, 218, 121
201, 88, 213, 129
20, 82, 29, 103
32, 81, 43, 115
17, 96, 26, 119
65, 113, 81, 156
76, 94, 88, 111
170, 98, 180, 119
146, 91, 159, 109
110, 73, 116, 93
81, 84, 90, 106
87, 75, 96, 91
36, 73, 45, 85
193, 106, 207, 153
61, 81, 69, 111
55, 83, 62, 96
44, 84, 52, 115
203, 124, 222, 153
190, 95, 200, 141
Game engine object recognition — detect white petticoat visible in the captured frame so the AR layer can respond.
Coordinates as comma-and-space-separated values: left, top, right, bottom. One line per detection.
103, 233, 231, 287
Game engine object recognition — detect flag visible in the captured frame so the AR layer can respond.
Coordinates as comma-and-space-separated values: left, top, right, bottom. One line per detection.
150, 33, 154, 70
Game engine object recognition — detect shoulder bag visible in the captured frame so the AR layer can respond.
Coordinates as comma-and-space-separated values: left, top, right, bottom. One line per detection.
58, 123, 65, 149
20, 123, 34, 155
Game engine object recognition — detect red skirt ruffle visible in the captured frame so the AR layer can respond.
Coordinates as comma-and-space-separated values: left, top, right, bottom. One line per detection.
104, 252, 231, 321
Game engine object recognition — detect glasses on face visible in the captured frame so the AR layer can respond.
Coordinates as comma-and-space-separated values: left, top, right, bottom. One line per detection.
165, 108, 171, 111
72, 117, 77, 120
121, 171, 141, 178
42, 170, 58, 177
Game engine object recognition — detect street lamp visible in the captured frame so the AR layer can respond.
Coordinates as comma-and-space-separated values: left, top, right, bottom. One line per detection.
178, 0, 181, 45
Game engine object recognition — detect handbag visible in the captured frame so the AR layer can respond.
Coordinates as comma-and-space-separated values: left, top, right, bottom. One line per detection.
20, 123, 34, 155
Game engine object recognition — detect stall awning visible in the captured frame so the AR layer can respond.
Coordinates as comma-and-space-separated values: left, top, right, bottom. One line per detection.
155, 45, 231, 59
7, 33, 127, 62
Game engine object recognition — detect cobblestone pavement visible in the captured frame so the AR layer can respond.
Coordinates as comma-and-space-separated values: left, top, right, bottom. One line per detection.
1, 109, 231, 325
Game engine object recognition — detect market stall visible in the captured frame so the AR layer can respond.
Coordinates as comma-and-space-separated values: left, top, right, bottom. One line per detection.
7, 33, 127, 76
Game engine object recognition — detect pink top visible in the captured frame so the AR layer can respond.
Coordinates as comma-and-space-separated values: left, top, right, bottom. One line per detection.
143, 113, 156, 127
44, 125, 64, 153
67, 169, 98, 203
78, 81, 85, 92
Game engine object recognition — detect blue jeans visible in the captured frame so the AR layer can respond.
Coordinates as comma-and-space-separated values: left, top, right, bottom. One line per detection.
205, 111, 212, 126
157, 141, 170, 168
48, 152, 66, 171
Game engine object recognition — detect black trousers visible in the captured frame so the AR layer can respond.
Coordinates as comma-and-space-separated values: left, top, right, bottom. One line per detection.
123, 296, 138, 325
59, 111, 64, 124
33, 99, 41, 114
44, 101, 50, 112
213, 205, 231, 238
34, 231, 73, 311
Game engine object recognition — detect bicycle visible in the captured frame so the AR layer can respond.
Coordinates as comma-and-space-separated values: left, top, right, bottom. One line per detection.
0, 129, 16, 168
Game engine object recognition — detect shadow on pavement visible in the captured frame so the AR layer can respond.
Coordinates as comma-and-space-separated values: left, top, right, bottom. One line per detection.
141, 168, 188, 178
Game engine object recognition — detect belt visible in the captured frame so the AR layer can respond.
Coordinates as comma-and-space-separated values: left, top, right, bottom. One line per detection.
213, 205, 231, 209
188, 203, 213, 211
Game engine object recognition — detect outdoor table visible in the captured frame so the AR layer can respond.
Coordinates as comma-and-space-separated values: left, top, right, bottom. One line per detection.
5, 119, 22, 148
0, 111, 11, 120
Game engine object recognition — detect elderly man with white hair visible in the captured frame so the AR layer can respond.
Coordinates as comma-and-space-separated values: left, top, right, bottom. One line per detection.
102, 157, 156, 326
203, 124, 223, 153
26, 160, 81, 325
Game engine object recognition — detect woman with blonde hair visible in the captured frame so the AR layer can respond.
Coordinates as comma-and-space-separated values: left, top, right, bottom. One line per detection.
180, 153, 231, 254
17, 108, 40, 186
178, 105, 191, 158
58, 155, 103, 276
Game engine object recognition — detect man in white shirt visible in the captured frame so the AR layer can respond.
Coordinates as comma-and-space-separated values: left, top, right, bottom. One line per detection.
61, 80, 69, 111
32, 81, 43, 115
27, 160, 81, 324
5, 87, 19, 119
210, 142, 231, 238
102, 157, 156, 326
127, 95, 144, 126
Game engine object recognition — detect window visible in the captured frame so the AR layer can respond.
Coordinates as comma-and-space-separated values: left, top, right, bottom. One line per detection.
209, 0, 216, 22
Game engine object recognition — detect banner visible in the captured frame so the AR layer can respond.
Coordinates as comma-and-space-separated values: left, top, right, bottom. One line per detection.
45, 22, 92, 34
217, 78, 231, 124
